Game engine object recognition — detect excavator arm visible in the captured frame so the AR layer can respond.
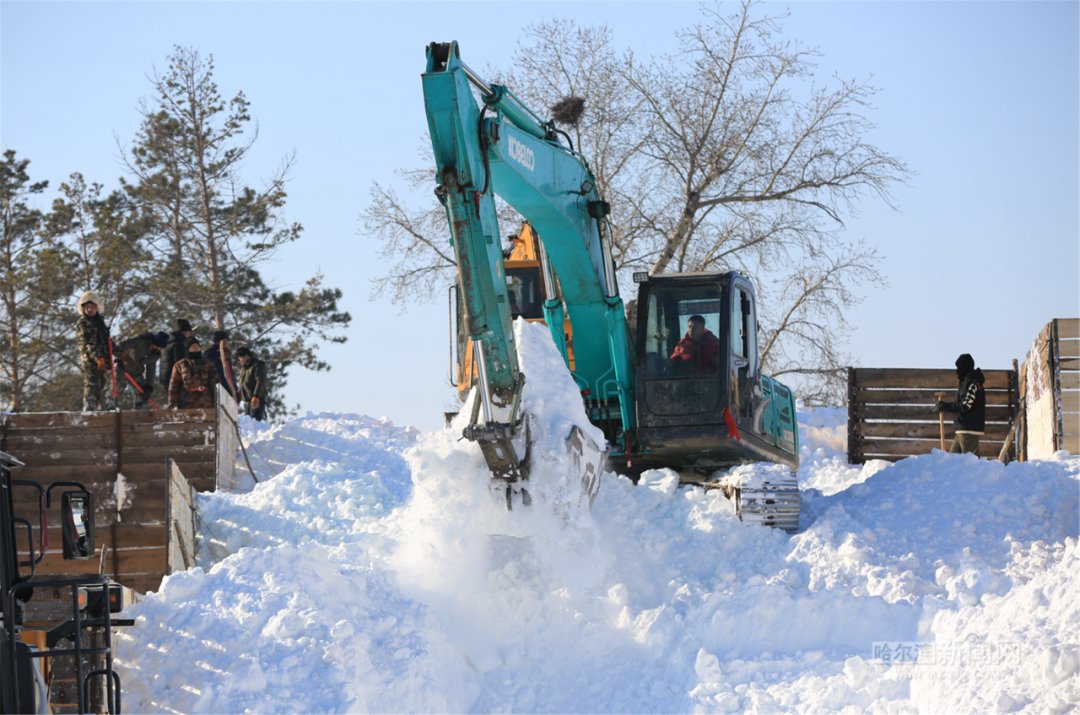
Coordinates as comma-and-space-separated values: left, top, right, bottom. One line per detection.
423, 41, 631, 499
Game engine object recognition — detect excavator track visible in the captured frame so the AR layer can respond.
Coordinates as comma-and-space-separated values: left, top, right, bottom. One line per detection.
702, 468, 801, 533
725, 474, 800, 532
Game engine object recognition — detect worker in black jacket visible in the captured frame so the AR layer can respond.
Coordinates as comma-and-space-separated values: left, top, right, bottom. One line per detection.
234, 346, 268, 421
114, 331, 169, 408
936, 353, 986, 455
206, 329, 236, 399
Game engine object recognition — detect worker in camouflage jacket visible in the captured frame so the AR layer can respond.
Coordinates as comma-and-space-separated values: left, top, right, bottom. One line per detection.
234, 346, 268, 421
159, 318, 194, 390
168, 336, 220, 409
75, 291, 112, 411
114, 331, 169, 409
936, 353, 986, 455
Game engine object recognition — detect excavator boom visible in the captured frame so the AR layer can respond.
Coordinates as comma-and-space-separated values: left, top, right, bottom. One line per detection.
424, 41, 619, 500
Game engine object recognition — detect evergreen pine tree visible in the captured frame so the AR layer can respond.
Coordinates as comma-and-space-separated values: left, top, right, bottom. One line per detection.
0, 150, 79, 411
123, 46, 350, 416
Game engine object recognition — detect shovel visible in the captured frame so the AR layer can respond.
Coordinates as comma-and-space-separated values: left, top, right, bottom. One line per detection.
934, 391, 947, 450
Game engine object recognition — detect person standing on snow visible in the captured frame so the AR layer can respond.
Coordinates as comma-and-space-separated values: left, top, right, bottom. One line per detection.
936, 352, 986, 455
234, 346, 268, 421
168, 336, 219, 409
75, 291, 112, 411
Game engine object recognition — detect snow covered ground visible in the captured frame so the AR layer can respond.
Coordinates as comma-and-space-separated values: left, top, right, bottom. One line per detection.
115, 323, 1079, 713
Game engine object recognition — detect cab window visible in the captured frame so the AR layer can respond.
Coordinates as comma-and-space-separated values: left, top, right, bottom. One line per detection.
506, 267, 544, 320
643, 286, 723, 377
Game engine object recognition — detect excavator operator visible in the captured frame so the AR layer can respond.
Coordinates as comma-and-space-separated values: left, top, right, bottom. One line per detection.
670, 314, 720, 373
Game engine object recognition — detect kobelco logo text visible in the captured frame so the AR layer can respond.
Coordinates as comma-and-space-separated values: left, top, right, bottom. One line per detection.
508, 136, 535, 171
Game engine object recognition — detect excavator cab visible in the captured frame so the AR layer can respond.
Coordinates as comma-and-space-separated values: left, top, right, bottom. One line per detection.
632, 272, 799, 472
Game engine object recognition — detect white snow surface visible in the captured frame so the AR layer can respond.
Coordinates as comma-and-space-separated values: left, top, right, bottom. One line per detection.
115, 322, 1080, 713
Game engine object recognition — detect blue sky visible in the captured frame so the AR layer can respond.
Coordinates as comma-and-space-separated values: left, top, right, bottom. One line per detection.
2, 1, 1077, 431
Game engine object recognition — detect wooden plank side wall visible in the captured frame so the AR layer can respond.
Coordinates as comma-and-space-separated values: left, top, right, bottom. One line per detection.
847, 367, 1018, 464
166, 459, 197, 574
1021, 318, 1080, 458
1, 408, 218, 594
215, 385, 240, 491
1055, 318, 1080, 454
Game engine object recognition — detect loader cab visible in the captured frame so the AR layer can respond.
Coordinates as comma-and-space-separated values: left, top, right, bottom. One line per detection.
452, 265, 547, 401
632, 272, 763, 469
453, 223, 576, 401
505, 268, 544, 320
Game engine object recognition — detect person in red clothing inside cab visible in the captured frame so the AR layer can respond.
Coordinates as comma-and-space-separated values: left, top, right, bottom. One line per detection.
670, 314, 720, 373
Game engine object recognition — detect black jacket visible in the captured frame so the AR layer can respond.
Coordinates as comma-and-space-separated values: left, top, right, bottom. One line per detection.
115, 333, 160, 390
206, 340, 235, 397
159, 330, 187, 387
236, 358, 268, 403
939, 368, 986, 432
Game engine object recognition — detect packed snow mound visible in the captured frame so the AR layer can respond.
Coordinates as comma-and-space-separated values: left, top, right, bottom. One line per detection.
795, 451, 1079, 605
238, 412, 418, 499
432, 319, 606, 523
912, 538, 1080, 713
114, 325, 1080, 713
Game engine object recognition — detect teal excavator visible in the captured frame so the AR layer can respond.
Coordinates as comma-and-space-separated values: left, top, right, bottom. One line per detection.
423, 41, 800, 530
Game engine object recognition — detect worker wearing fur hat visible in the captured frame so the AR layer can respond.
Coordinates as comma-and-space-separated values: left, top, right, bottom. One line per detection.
935, 353, 986, 455
75, 291, 112, 411
168, 336, 220, 410
113, 331, 169, 409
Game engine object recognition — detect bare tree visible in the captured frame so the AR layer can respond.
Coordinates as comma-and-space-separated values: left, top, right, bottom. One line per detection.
366, 167, 457, 306
496, 20, 655, 270
364, 2, 908, 403
617, 2, 904, 402
755, 241, 885, 402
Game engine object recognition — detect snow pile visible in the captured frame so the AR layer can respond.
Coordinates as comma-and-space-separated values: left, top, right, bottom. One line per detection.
912, 538, 1079, 713
114, 322, 1080, 713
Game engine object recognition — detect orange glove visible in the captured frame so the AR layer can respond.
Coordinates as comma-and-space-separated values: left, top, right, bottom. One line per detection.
96, 357, 108, 372
250, 395, 261, 409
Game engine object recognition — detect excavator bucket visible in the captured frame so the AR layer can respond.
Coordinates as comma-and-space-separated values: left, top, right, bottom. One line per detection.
566, 424, 604, 505
485, 420, 532, 509
487, 419, 605, 510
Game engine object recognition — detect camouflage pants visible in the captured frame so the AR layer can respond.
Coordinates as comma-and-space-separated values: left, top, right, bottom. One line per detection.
185, 389, 215, 409
82, 364, 107, 411
949, 432, 981, 455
